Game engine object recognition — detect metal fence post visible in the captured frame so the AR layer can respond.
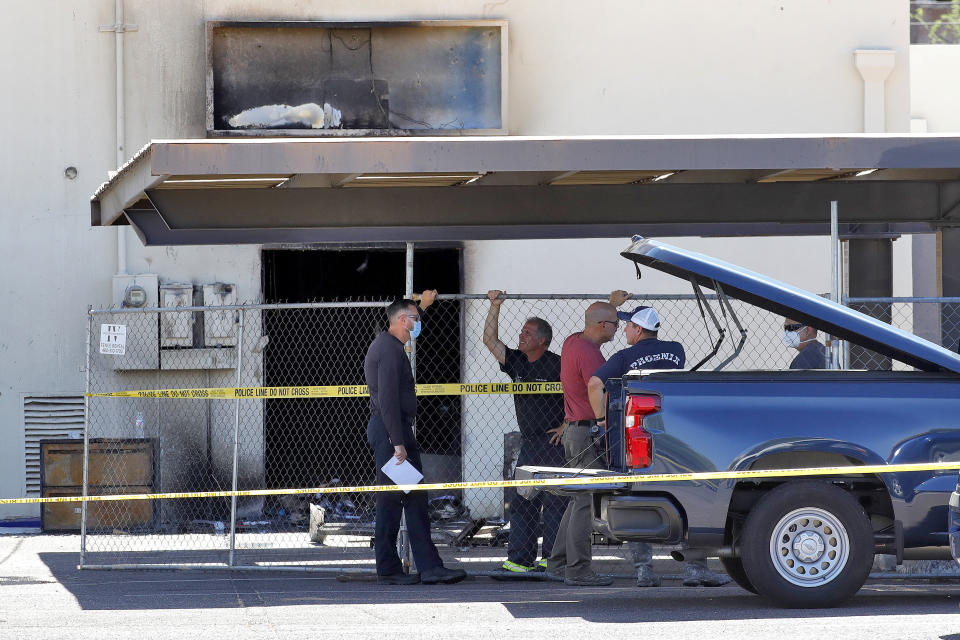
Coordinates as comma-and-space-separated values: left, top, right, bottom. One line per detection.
399, 242, 415, 571
406, 241, 417, 382
228, 308, 245, 567
79, 308, 93, 568
830, 200, 844, 369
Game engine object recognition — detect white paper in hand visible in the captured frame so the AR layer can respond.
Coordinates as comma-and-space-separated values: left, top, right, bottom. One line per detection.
380, 458, 424, 494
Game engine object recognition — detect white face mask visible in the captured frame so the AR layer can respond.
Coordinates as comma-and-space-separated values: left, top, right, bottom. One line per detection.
783, 330, 802, 349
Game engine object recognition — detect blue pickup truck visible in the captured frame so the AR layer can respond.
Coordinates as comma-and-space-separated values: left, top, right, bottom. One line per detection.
518, 237, 960, 608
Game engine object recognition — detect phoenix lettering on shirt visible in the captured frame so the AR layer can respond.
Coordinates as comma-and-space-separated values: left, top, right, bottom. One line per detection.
629, 352, 683, 369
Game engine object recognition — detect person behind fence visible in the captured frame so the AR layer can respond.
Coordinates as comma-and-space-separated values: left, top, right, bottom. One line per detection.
586, 304, 729, 588
546, 290, 632, 587
483, 290, 567, 576
783, 317, 828, 369
364, 291, 467, 586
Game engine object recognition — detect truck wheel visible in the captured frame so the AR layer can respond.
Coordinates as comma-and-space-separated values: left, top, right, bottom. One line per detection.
719, 557, 757, 594
740, 481, 873, 608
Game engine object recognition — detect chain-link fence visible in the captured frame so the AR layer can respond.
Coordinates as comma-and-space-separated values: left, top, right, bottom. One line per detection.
844, 297, 960, 370
79, 294, 960, 574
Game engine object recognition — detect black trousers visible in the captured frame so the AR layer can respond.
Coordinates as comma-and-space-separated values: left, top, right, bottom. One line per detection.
367, 415, 443, 576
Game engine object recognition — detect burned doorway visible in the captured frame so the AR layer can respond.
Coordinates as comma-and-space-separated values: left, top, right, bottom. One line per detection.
261, 247, 463, 494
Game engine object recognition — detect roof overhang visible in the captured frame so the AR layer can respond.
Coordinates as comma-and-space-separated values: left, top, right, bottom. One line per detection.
90, 134, 960, 245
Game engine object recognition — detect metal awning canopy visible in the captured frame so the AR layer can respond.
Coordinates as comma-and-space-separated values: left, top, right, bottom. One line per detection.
90, 134, 960, 245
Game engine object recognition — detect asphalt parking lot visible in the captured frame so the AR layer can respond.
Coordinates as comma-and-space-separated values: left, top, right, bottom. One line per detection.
4, 534, 960, 640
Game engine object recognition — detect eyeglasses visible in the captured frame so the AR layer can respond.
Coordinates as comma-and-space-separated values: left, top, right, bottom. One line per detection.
600, 320, 619, 327
783, 323, 805, 332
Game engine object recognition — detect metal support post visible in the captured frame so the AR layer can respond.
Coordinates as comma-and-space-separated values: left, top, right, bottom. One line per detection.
848, 237, 894, 369
830, 201, 843, 369
941, 228, 960, 352
399, 242, 414, 572
79, 309, 93, 568
228, 309, 245, 567
406, 241, 417, 380
156, 361, 162, 520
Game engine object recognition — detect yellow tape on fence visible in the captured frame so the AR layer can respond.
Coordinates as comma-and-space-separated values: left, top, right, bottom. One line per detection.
3, 461, 959, 505
87, 381, 564, 399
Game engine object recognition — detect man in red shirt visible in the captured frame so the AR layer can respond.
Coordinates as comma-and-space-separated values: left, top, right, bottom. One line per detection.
546, 290, 631, 586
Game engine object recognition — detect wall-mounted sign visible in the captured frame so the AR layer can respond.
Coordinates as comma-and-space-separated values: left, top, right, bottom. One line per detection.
206, 20, 507, 136
99, 324, 127, 356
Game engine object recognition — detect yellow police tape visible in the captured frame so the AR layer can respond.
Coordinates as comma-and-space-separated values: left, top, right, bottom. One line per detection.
4, 461, 959, 505
87, 381, 564, 399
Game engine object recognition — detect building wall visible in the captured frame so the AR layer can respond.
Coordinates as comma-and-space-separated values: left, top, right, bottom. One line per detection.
911, 44, 960, 132
909, 44, 960, 340
0, 0, 912, 518
1, 5, 116, 518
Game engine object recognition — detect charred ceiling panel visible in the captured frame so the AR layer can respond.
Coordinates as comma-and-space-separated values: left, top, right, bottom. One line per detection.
206, 21, 506, 136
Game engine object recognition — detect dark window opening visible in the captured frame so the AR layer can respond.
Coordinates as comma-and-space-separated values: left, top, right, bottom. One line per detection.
261, 247, 462, 491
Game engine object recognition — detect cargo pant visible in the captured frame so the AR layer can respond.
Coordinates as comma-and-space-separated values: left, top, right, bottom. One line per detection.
507, 440, 567, 568
546, 423, 606, 579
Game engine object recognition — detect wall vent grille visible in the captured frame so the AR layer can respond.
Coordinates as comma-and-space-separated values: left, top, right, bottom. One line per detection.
24, 394, 85, 496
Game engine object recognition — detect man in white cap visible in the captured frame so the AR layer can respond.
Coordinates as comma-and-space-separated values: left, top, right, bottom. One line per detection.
587, 305, 729, 588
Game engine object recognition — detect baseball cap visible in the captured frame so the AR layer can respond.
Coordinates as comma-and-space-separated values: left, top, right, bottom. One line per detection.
616, 305, 661, 331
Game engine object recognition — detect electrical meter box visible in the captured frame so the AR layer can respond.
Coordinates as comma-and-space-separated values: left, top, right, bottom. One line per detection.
202, 283, 238, 347
108, 274, 159, 370
160, 284, 194, 348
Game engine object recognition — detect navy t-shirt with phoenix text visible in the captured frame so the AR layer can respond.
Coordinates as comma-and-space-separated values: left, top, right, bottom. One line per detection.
593, 338, 686, 383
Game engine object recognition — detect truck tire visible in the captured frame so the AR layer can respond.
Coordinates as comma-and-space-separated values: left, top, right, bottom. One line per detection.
719, 557, 757, 594
740, 481, 873, 608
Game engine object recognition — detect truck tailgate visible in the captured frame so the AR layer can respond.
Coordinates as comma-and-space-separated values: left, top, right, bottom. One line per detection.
515, 465, 627, 496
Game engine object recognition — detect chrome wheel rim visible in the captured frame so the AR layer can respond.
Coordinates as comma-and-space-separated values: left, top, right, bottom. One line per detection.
768, 507, 850, 587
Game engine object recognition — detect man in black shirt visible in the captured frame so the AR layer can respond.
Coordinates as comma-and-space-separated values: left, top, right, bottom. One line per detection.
364, 292, 466, 585
483, 290, 567, 576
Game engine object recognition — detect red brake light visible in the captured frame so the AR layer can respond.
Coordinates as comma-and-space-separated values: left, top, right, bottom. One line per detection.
624, 394, 659, 468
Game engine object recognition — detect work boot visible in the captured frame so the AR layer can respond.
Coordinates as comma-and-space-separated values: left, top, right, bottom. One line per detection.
543, 567, 565, 582
681, 562, 731, 587
491, 560, 547, 581
500, 560, 536, 573
421, 566, 468, 585
377, 572, 421, 585
635, 564, 661, 587
564, 571, 614, 586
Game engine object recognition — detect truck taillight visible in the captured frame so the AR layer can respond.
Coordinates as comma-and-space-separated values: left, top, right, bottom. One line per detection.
624, 394, 660, 468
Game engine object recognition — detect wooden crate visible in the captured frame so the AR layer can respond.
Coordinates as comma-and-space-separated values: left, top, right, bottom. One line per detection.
40, 439, 155, 532
41, 486, 154, 532
41, 439, 153, 487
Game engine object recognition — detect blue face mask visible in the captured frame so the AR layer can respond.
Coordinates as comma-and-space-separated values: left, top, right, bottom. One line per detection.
410, 320, 422, 339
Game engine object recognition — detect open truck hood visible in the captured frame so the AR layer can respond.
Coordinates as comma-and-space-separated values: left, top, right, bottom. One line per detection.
621, 236, 960, 374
